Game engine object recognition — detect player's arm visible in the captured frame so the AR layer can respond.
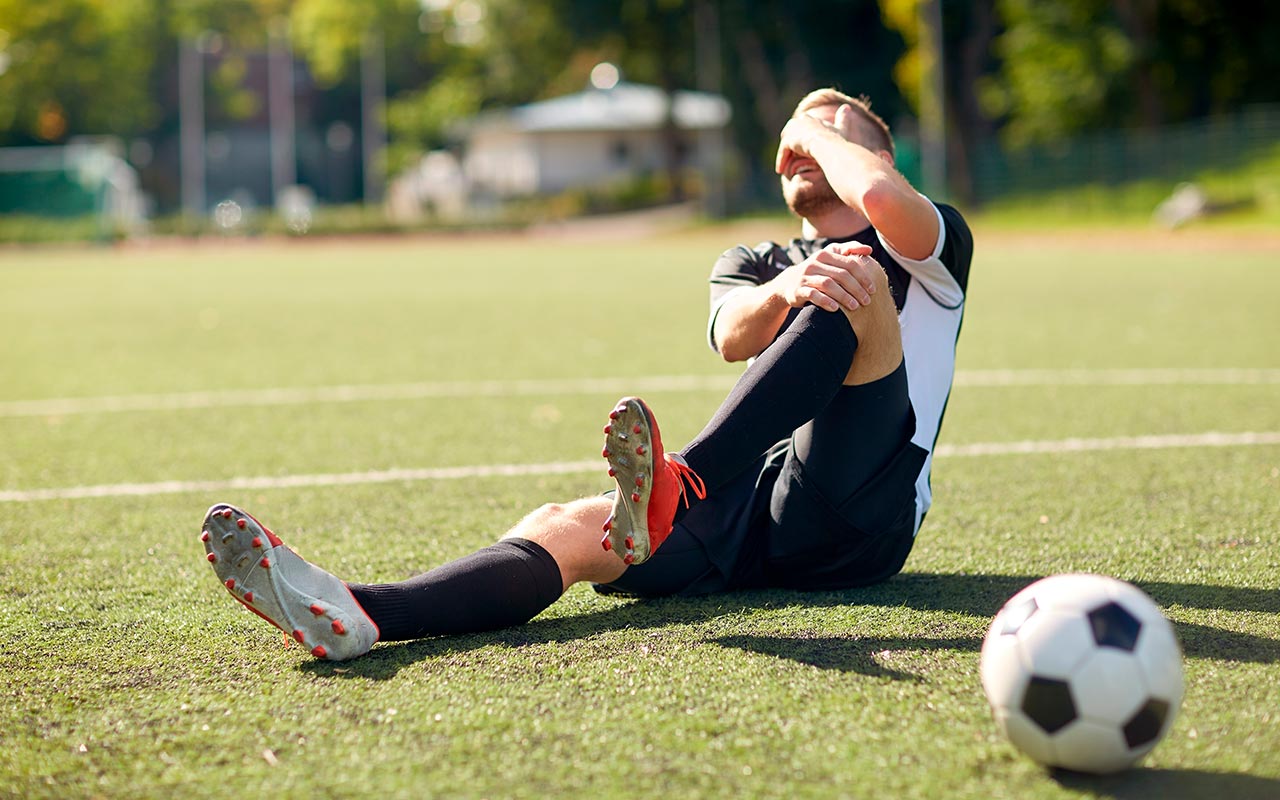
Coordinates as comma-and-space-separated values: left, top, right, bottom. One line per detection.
777, 107, 940, 261
712, 242, 880, 363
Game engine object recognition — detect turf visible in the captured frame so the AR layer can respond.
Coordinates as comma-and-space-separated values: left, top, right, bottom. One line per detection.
0, 223, 1277, 799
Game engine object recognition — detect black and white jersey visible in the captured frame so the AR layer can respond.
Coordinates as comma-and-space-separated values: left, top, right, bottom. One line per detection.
707, 200, 974, 534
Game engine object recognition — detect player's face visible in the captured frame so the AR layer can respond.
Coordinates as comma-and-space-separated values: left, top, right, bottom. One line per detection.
780, 104, 844, 220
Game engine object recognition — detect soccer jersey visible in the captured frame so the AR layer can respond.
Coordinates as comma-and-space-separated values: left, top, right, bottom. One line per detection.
706, 201, 973, 533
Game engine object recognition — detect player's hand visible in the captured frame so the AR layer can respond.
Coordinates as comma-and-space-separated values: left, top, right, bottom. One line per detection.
775, 106, 854, 177
772, 242, 880, 313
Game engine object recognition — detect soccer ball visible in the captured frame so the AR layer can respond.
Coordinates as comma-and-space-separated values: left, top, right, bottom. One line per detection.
979, 573, 1184, 774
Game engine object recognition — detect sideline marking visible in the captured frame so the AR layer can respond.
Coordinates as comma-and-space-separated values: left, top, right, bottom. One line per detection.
2, 369, 1278, 418
2, 431, 1276, 503
0, 376, 737, 418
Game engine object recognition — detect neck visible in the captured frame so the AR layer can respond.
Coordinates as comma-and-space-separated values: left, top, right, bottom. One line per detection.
801, 206, 871, 240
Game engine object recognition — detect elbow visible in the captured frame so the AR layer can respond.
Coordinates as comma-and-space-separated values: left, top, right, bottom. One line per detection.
716, 338, 755, 363
858, 178, 899, 224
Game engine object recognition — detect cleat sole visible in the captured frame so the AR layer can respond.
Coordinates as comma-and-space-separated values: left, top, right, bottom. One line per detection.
201, 503, 378, 661
600, 398, 656, 563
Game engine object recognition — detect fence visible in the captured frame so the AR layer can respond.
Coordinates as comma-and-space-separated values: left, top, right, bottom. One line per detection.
969, 104, 1280, 204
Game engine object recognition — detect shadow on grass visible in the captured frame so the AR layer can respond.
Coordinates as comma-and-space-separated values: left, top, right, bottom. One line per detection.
711, 634, 979, 680
301, 572, 1279, 680
1053, 766, 1280, 800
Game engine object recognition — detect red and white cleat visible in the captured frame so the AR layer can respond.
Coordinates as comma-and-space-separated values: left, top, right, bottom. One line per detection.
600, 397, 705, 565
200, 503, 379, 661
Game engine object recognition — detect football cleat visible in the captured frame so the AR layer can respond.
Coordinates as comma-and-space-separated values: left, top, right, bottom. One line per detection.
201, 503, 379, 661
600, 397, 705, 564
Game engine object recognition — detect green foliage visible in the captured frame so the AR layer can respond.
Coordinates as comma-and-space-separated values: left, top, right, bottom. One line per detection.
0, 0, 162, 143
986, 0, 1133, 146
289, 0, 424, 87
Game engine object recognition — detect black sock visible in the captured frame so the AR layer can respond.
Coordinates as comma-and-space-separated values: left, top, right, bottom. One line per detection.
680, 305, 858, 499
347, 539, 563, 641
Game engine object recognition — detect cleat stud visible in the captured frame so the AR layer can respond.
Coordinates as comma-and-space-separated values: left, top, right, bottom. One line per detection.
200, 531, 210, 542
601, 537, 612, 551
225, 578, 236, 590
607, 467, 616, 477
602, 518, 612, 532
292, 629, 305, 643
601, 448, 611, 458
631, 492, 640, 502
260, 557, 271, 569
251, 536, 262, 549
633, 424, 642, 434
608, 411, 619, 420
623, 554, 635, 565
236, 518, 247, 529
625, 537, 634, 549
311, 645, 327, 659
222, 509, 233, 519
636, 445, 647, 455
207, 553, 217, 563
310, 604, 324, 616
603, 424, 612, 434
635, 475, 645, 486
244, 591, 254, 603
331, 620, 346, 635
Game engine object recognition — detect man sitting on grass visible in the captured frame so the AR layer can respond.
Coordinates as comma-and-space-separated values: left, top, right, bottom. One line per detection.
201, 88, 973, 660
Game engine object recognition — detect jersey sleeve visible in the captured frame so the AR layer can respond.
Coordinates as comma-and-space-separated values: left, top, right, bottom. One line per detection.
706, 245, 767, 352
875, 200, 973, 309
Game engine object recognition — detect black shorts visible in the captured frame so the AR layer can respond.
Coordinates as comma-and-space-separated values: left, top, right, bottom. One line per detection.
596, 361, 928, 597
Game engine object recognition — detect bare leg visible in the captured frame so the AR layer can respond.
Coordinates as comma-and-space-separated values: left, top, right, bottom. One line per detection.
840, 263, 902, 386
501, 497, 627, 590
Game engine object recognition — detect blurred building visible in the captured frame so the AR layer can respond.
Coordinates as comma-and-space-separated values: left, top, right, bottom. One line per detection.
461, 82, 731, 201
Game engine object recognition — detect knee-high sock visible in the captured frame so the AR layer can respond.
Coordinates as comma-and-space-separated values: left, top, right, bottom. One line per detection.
679, 305, 858, 498
347, 539, 562, 641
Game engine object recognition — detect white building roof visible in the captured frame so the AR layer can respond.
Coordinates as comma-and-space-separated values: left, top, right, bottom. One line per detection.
470, 82, 731, 134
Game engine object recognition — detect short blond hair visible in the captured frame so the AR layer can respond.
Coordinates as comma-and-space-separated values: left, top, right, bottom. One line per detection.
793, 88, 894, 157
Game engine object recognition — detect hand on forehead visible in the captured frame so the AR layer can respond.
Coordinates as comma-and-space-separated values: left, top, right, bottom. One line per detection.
802, 103, 858, 142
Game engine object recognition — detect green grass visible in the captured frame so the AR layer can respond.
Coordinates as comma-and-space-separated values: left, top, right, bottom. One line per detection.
1, 224, 1278, 799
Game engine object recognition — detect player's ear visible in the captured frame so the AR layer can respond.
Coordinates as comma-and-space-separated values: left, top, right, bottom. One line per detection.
876, 149, 895, 166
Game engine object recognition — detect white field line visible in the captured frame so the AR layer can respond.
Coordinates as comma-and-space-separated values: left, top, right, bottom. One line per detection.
0, 376, 738, 418
952, 368, 1280, 387
2, 368, 1278, 419
2, 431, 1277, 504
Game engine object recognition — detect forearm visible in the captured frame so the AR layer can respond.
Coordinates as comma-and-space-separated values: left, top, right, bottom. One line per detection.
806, 132, 891, 213
806, 133, 939, 260
712, 284, 790, 362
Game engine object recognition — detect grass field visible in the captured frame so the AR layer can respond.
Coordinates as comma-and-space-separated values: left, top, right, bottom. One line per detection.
1, 221, 1278, 799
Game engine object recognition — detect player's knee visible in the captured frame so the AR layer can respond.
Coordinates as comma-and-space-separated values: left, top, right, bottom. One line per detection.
845, 272, 896, 333
867, 261, 891, 296
525, 502, 570, 527
504, 502, 567, 541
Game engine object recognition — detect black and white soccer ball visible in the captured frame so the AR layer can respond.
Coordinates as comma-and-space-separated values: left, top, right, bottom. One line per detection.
980, 573, 1184, 774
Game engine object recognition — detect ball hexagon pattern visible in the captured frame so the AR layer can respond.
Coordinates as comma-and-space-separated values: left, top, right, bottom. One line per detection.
980, 574, 1184, 774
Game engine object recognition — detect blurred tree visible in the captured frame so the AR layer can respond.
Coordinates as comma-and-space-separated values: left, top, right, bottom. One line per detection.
982, 0, 1134, 147
380, 0, 578, 173
0, 0, 162, 144
719, 0, 906, 202
977, 0, 1280, 145
882, 0, 997, 202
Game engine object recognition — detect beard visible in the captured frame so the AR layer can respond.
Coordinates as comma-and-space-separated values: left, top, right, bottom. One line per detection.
783, 177, 845, 220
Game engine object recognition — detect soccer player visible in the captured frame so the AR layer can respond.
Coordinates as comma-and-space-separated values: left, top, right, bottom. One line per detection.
201, 89, 973, 660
